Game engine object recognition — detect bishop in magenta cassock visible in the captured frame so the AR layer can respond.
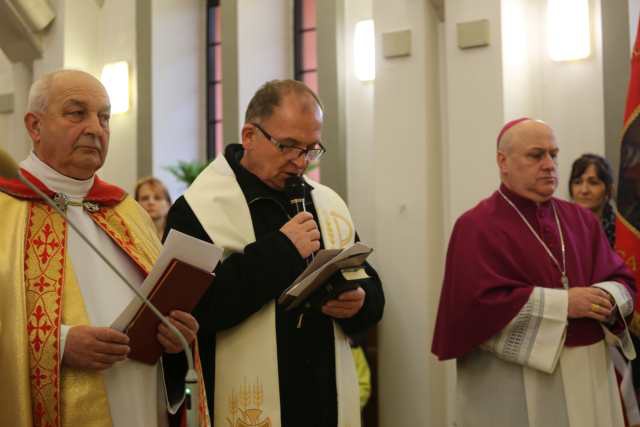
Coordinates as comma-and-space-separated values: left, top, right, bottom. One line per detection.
432, 118, 636, 427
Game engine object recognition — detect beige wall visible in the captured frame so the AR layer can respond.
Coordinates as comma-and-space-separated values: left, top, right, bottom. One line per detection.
501, 0, 606, 201
344, 0, 375, 245
631, 0, 640, 47
0, 50, 12, 92
8, 63, 31, 163
372, 0, 447, 426
93, 0, 138, 193
151, 0, 206, 199
0, 50, 12, 153
235, 0, 293, 136
442, 0, 504, 226
0, 112, 8, 152
220, 0, 293, 153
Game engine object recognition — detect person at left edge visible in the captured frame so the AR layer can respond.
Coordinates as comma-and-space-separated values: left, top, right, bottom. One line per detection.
0, 69, 209, 427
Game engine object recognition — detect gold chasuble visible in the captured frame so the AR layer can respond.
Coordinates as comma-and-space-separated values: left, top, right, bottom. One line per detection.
185, 155, 360, 427
0, 171, 209, 427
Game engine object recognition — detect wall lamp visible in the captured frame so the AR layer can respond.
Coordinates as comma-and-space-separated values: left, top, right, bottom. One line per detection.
354, 19, 375, 81
547, 0, 591, 61
101, 61, 130, 114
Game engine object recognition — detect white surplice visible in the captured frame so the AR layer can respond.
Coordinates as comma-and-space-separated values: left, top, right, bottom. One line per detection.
21, 153, 170, 427
458, 283, 635, 427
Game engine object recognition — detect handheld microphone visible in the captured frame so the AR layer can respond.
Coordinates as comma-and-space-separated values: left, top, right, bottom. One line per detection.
284, 175, 316, 263
0, 149, 199, 427
284, 175, 306, 214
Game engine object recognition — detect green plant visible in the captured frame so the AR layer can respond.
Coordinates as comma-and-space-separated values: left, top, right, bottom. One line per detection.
165, 160, 210, 186
306, 161, 319, 172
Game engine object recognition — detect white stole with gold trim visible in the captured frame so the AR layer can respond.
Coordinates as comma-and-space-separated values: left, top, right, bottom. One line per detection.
185, 155, 360, 427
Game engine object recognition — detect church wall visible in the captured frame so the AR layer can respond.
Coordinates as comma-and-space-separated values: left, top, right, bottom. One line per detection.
0, 50, 12, 153
151, 0, 206, 199
371, 1, 447, 426
0, 113, 8, 152
441, 0, 505, 229
501, 0, 540, 129
92, 0, 138, 194
33, 0, 65, 78
344, 0, 376, 248
538, 0, 605, 201
7, 63, 32, 163
236, 0, 293, 136
631, 0, 640, 48
500, 0, 606, 202
0, 50, 12, 93
63, 0, 102, 75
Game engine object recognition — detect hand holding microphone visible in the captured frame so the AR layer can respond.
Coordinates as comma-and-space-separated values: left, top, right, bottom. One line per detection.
281, 175, 320, 259
280, 212, 320, 259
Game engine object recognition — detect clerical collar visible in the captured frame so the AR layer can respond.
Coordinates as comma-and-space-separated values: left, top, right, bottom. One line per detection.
20, 152, 94, 201
498, 183, 553, 212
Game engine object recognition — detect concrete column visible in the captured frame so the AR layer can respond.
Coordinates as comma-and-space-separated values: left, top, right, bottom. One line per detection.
372, 0, 447, 425
8, 62, 32, 162
317, 0, 347, 198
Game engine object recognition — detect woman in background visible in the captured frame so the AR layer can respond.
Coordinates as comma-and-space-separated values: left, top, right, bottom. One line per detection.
569, 153, 640, 427
135, 177, 172, 239
569, 153, 615, 246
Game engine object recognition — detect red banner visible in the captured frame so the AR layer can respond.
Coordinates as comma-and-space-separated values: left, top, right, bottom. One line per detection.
616, 19, 640, 334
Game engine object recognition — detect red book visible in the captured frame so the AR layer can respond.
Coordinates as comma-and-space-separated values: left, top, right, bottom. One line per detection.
126, 259, 213, 365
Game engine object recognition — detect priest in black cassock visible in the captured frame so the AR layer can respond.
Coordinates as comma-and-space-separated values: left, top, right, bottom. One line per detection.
165, 79, 384, 427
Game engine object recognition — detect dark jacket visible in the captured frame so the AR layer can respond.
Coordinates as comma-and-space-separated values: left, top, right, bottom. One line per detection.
164, 144, 385, 427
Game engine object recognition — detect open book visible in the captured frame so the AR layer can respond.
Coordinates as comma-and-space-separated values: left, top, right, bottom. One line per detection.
278, 242, 373, 310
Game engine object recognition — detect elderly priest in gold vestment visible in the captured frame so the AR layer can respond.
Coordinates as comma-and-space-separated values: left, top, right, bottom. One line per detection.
0, 69, 209, 427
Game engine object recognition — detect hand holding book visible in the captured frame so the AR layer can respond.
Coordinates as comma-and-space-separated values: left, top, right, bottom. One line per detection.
110, 230, 223, 365
320, 284, 366, 319
278, 242, 373, 311
125, 259, 213, 364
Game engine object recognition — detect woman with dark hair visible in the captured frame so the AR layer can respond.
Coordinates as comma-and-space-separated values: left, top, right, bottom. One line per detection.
569, 153, 640, 427
569, 153, 616, 246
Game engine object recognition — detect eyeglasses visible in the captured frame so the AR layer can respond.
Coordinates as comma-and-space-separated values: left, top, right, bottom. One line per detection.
251, 122, 326, 162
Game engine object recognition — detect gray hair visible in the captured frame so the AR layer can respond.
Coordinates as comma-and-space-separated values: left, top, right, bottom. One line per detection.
27, 69, 95, 113
244, 79, 323, 124
27, 73, 53, 113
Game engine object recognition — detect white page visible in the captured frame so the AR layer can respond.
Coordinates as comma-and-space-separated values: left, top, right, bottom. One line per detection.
111, 229, 223, 330
294, 249, 341, 283
280, 242, 372, 299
